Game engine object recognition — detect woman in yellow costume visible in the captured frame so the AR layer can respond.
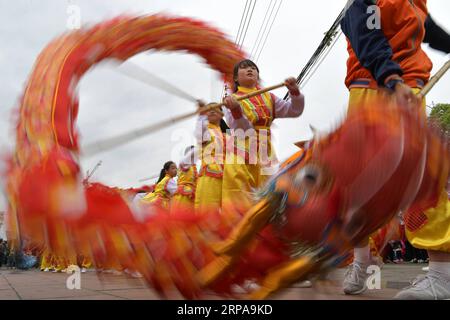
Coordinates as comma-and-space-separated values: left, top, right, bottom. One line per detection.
221, 59, 305, 221
140, 161, 177, 211
171, 146, 198, 213
194, 104, 227, 215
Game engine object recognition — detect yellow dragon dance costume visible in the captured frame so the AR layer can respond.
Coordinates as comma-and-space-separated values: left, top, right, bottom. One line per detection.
141, 175, 177, 211
6, 14, 449, 300
194, 115, 225, 215
221, 86, 304, 223
349, 88, 450, 253
171, 150, 198, 214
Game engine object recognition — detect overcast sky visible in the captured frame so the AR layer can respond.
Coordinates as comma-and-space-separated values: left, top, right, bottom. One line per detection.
0, 0, 449, 211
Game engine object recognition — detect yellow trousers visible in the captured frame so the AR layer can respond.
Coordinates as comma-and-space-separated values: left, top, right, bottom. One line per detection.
40, 249, 53, 270
171, 193, 195, 213
221, 161, 269, 225
195, 175, 222, 215
79, 255, 92, 269
406, 189, 450, 252
348, 87, 425, 113
40, 250, 76, 271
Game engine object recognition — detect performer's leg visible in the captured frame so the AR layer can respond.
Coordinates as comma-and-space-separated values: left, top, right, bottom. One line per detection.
395, 189, 450, 299
221, 162, 259, 221
343, 87, 425, 296
80, 255, 92, 272
171, 193, 194, 214
343, 239, 371, 295
248, 255, 316, 300
194, 176, 222, 215
40, 249, 52, 271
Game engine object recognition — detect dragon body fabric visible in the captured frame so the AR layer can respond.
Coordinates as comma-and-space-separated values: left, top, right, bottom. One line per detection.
4, 14, 449, 299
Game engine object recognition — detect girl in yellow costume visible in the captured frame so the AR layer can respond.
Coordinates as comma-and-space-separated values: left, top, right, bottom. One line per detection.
141, 161, 177, 211
221, 59, 304, 222
194, 104, 227, 215
171, 146, 198, 213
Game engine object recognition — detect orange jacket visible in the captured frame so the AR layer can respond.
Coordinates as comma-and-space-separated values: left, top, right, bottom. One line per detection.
341, 0, 432, 89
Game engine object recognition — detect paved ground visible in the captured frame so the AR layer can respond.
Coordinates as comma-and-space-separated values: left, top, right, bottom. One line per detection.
0, 264, 426, 300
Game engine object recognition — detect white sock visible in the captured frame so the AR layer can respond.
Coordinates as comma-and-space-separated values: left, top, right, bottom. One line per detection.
354, 244, 371, 265
429, 261, 450, 279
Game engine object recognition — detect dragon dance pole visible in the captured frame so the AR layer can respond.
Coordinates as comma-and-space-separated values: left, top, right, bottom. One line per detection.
420, 60, 450, 97
83, 81, 288, 157
83, 60, 449, 157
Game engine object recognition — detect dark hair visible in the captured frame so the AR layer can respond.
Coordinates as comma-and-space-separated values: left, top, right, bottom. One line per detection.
220, 119, 229, 133
157, 161, 175, 183
184, 145, 195, 155
204, 103, 227, 133
232, 59, 260, 92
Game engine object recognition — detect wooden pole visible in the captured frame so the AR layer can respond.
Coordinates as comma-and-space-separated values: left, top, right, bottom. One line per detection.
420, 60, 450, 97
83, 82, 288, 157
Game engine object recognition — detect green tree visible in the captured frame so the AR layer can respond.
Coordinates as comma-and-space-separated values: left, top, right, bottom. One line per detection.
429, 103, 450, 135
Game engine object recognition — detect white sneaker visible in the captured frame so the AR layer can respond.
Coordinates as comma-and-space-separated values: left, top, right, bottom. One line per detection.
343, 262, 369, 295
394, 273, 450, 300
230, 280, 260, 294
42, 268, 49, 272
295, 280, 313, 288
243, 280, 261, 292
130, 271, 142, 278
80, 268, 87, 273
230, 285, 247, 294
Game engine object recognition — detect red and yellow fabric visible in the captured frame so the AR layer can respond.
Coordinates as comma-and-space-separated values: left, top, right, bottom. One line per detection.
7, 12, 449, 300
171, 165, 197, 213
199, 123, 225, 178
348, 87, 425, 114
40, 248, 54, 271
141, 175, 174, 211
40, 248, 77, 271
222, 86, 274, 220
4, 14, 245, 253
78, 254, 92, 269
229, 86, 275, 163
195, 123, 225, 215
176, 164, 198, 198
195, 175, 223, 216
348, 87, 450, 253
406, 189, 450, 252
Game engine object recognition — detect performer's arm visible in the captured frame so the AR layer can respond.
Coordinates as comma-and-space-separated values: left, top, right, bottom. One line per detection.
341, 0, 404, 86
222, 103, 253, 131
166, 179, 177, 195
195, 115, 211, 144
179, 147, 197, 170
424, 15, 450, 54
274, 78, 304, 118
